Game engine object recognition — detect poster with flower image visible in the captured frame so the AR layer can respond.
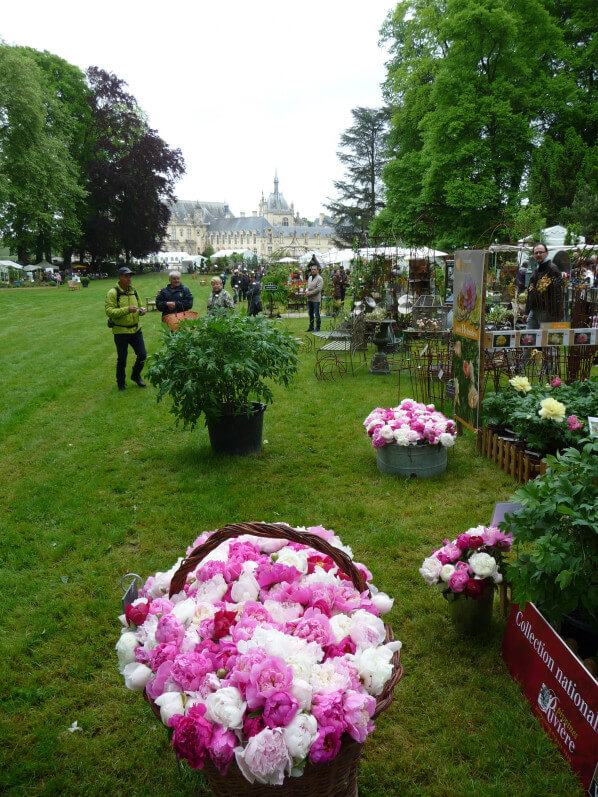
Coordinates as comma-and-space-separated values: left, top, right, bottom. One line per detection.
453, 250, 486, 431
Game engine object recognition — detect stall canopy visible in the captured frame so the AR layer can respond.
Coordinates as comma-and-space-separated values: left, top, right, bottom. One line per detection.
211, 249, 255, 260
0, 260, 24, 269
34, 260, 56, 271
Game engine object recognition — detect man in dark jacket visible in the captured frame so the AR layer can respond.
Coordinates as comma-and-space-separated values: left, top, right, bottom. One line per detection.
155, 271, 194, 319
240, 270, 250, 301
230, 269, 242, 303
525, 244, 563, 327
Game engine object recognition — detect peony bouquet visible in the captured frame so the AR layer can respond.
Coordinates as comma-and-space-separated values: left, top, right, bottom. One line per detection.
116, 523, 401, 786
419, 525, 513, 601
364, 399, 456, 449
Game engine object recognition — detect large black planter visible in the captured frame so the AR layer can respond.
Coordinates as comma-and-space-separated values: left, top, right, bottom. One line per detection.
206, 402, 266, 456
561, 612, 598, 659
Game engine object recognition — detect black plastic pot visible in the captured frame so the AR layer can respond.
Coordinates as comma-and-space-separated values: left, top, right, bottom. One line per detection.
561, 612, 598, 659
206, 402, 266, 456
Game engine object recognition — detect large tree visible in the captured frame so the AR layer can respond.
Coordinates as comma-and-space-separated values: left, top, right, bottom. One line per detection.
80, 67, 185, 265
0, 45, 87, 262
326, 106, 390, 246
376, 0, 565, 249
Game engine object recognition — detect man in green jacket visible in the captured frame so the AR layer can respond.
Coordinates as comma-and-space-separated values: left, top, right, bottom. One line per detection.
105, 267, 148, 391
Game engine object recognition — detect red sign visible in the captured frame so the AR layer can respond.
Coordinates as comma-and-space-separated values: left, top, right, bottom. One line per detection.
502, 603, 598, 791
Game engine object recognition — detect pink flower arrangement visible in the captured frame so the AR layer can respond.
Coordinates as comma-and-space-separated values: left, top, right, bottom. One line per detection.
116, 525, 400, 786
419, 525, 513, 601
364, 399, 456, 449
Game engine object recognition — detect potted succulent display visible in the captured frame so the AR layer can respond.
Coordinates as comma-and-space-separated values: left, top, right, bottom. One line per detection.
503, 438, 598, 659
363, 399, 456, 477
147, 312, 298, 455
420, 525, 513, 636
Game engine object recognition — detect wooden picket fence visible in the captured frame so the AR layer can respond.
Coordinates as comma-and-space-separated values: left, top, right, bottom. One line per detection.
477, 425, 547, 483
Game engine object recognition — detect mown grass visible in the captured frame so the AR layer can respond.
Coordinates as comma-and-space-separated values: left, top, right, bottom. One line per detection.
0, 275, 583, 796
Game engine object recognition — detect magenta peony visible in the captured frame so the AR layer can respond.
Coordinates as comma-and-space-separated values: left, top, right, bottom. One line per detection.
169, 703, 213, 770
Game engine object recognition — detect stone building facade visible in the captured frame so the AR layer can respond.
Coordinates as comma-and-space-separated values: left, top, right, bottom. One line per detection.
162, 174, 335, 260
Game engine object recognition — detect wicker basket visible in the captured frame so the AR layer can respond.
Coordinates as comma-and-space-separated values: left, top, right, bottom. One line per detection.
145, 521, 404, 796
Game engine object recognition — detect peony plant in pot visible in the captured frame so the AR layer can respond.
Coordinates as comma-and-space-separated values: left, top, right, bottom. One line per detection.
147, 312, 299, 455
502, 438, 598, 659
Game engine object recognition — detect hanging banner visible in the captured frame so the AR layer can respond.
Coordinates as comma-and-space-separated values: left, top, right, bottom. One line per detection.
502, 602, 598, 791
452, 249, 486, 430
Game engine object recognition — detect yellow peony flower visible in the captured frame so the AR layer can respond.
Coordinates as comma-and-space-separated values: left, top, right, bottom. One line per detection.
538, 397, 566, 422
509, 376, 532, 393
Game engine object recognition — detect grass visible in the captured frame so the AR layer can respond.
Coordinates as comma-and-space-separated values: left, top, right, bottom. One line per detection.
0, 274, 583, 796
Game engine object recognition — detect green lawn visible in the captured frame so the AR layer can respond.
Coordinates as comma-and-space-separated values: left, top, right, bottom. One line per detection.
0, 275, 582, 796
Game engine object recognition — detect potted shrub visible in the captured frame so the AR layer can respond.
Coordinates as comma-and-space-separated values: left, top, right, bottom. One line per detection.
81, 275, 90, 287
503, 438, 598, 657
147, 312, 299, 455
363, 399, 456, 477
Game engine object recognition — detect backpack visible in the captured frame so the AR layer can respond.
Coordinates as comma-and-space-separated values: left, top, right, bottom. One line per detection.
107, 285, 141, 328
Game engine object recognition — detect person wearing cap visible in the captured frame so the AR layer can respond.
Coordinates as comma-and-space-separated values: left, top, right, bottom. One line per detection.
155, 270, 194, 318
105, 267, 148, 391
306, 256, 323, 332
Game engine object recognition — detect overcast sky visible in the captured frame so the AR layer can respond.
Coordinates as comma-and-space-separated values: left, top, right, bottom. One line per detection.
2, 0, 394, 219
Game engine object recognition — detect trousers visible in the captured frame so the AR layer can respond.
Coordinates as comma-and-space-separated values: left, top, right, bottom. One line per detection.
113, 329, 146, 387
308, 300, 321, 331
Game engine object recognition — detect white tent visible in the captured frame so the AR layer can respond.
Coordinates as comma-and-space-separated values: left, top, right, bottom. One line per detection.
211, 249, 254, 260
520, 224, 585, 247
0, 260, 24, 281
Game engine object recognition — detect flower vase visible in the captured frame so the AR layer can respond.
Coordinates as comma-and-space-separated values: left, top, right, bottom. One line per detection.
448, 586, 494, 636
376, 442, 447, 478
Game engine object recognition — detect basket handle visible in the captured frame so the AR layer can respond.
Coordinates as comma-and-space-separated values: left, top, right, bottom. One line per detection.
169, 521, 367, 598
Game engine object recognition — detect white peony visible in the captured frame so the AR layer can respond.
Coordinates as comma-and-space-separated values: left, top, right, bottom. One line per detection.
350, 645, 396, 696
115, 632, 139, 673
380, 424, 395, 441
154, 692, 185, 725
240, 628, 322, 681
282, 713, 318, 760
468, 552, 498, 579
194, 574, 228, 603
290, 679, 313, 711
393, 429, 411, 446
329, 613, 353, 642
123, 662, 153, 691
370, 591, 394, 615
439, 564, 455, 582
230, 570, 260, 603
419, 556, 443, 585
205, 686, 247, 730
309, 659, 352, 693
439, 432, 455, 447
276, 547, 309, 574
147, 557, 183, 598
171, 597, 197, 625
349, 609, 386, 650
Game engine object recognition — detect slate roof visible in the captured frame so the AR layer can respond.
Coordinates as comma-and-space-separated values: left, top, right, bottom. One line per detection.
169, 200, 230, 224
208, 216, 271, 233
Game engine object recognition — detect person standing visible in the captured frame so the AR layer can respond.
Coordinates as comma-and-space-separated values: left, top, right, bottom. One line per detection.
230, 269, 242, 303
247, 277, 263, 316
240, 270, 250, 301
525, 244, 564, 327
105, 267, 147, 391
207, 276, 235, 314
155, 270, 193, 319
306, 257, 324, 332
339, 266, 348, 303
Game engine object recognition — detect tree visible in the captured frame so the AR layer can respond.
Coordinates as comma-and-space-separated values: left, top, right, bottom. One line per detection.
326, 107, 390, 245
377, 0, 564, 250
80, 67, 185, 265
0, 44, 87, 262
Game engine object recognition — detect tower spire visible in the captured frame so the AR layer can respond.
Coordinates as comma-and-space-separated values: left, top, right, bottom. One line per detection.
274, 169, 279, 197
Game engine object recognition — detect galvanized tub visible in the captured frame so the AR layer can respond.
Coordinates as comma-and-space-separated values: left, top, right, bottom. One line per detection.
376, 442, 447, 478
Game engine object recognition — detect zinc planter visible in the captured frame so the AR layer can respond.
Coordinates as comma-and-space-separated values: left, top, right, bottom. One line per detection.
376, 442, 447, 478
448, 587, 494, 637
206, 402, 266, 456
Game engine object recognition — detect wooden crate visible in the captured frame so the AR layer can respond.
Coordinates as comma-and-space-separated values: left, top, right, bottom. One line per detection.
476, 425, 547, 483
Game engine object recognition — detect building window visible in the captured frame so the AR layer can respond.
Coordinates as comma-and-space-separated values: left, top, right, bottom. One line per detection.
282, 218, 289, 226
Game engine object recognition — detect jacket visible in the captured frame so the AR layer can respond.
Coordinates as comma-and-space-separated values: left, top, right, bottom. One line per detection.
525, 260, 563, 320
207, 288, 235, 314
155, 283, 194, 316
307, 273, 324, 302
105, 284, 143, 335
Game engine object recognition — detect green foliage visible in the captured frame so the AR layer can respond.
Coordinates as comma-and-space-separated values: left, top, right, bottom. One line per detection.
326, 107, 390, 245
379, 0, 578, 247
504, 438, 598, 629
508, 204, 546, 243
482, 379, 598, 453
147, 312, 299, 426
264, 261, 292, 304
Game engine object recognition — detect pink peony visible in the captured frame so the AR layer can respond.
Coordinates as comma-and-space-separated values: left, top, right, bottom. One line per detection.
324, 636, 357, 660
213, 609, 238, 640
235, 727, 292, 786
208, 726, 236, 775
243, 713, 267, 738
246, 656, 294, 709
145, 660, 175, 700
448, 568, 470, 594
170, 652, 213, 691
147, 597, 174, 616
263, 691, 299, 728
551, 377, 562, 387
309, 725, 343, 763
482, 526, 513, 550
343, 691, 376, 743
255, 562, 302, 589
169, 703, 213, 770
310, 691, 345, 732
465, 578, 488, 599
155, 614, 184, 647
149, 643, 179, 672
125, 601, 150, 627
567, 414, 584, 431
293, 608, 332, 646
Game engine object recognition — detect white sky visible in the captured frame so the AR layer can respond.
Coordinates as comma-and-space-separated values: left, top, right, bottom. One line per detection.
2, 0, 394, 219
